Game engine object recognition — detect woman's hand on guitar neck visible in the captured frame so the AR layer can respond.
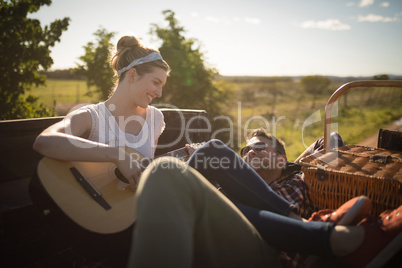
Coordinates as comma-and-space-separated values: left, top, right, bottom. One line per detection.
185, 143, 205, 160
185, 144, 198, 159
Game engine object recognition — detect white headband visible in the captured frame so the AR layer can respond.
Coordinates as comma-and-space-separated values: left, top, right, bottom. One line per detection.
117, 52, 164, 76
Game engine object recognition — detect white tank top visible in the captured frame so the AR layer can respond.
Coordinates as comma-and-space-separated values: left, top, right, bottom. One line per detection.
77, 103, 165, 158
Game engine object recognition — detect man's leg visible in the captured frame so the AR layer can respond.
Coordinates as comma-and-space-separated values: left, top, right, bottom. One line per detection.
187, 139, 296, 216
128, 157, 279, 268
235, 202, 334, 256
295, 132, 344, 163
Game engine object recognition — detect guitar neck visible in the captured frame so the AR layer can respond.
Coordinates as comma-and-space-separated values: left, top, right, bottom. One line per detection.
115, 144, 204, 183
157, 147, 189, 161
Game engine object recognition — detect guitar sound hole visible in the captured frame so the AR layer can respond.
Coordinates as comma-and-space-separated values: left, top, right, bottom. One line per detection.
114, 168, 129, 184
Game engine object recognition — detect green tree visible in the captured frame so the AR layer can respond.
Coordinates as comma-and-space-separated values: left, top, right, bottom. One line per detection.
372, 74, 389, 80
73, 27, 116, 100
300, 75, 331, 108
0, 0, 69, 120
150, 10, 230, 122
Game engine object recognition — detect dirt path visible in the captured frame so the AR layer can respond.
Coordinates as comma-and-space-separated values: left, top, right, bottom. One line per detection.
357, 118, 402, 147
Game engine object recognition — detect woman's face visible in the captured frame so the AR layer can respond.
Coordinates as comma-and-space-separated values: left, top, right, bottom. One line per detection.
131, 67, 168, 108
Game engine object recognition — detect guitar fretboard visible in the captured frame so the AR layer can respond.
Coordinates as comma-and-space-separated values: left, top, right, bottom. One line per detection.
159, 147, 190, 160
114, 144, 201, 183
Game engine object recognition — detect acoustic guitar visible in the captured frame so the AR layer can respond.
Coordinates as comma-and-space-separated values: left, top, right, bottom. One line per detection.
35, 145, 200, 235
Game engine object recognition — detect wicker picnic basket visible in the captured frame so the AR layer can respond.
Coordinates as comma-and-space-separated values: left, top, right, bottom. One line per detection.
300, 80, 402, 216
301, 145, 402, 216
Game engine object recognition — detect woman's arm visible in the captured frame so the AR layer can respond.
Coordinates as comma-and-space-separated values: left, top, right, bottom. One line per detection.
33, 109, 119, 162
33, 110, 139, 190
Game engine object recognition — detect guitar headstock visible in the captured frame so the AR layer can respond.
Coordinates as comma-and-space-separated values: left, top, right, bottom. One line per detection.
157, 142, 206, 162
180, 142, 206, 162
188, 142, 206, 150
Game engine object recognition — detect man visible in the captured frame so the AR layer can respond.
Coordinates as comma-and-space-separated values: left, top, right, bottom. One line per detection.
239, 129, 344, 267
239, 129, 316, 267
187, 129, 344, 267
240, 128, 318, 219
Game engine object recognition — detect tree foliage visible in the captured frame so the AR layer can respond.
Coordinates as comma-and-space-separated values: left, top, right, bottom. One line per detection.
372, 74, 389, 80
300, 75, 331, 108
0, 0, 69, 119
150, 10, 230, 120
73, 27, 116, 100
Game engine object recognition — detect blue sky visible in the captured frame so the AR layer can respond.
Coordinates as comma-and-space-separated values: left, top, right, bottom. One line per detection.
30, 0, 402, 77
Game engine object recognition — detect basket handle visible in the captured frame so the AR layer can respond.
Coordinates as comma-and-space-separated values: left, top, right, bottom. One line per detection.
324, 80, 402, 150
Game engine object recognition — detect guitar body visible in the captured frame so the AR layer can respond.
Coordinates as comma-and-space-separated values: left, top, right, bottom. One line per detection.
30, 144, 198, 246
33, 147, 146, 235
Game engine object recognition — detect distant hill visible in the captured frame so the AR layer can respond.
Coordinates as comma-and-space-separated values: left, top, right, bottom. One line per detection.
326, 74, 402, 83
42, 69, 402, 83
221, 74, 402, 83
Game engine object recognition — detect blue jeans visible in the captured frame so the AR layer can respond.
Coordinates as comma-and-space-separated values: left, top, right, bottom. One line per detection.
187, 139, 334, 256
188, 139, 295, 216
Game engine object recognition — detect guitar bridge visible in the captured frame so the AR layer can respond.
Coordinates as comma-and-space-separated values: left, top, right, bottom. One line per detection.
70, 167, 111, 210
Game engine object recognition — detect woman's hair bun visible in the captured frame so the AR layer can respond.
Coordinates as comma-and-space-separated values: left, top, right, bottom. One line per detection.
116, 36, 142, 53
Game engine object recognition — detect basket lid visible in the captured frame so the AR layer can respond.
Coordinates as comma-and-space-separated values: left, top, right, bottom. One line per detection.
299, 145, 402, 182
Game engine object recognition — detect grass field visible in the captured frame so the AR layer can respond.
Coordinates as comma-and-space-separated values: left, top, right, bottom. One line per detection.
27, 79, 100, 115
220, 79, 402, 160
29, 78, 402, 160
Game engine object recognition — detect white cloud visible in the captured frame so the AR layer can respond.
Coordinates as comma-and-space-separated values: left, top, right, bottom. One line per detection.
191, 12, 198, 18
347, 2, 355, 7
358, 14, 397, 22
300, 19, 351, 31
359, 0, 374, 7
381, 2, 390, 7
244, 17, 261, 25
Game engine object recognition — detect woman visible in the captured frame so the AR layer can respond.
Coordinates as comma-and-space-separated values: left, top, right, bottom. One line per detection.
33, 35, 170, 191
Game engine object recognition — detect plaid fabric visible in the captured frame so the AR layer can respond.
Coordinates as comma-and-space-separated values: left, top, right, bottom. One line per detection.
269, 172, 316, 219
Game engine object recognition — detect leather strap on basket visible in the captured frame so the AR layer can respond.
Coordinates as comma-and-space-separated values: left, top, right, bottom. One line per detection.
317, 167, 328, 181
370, 154, 392, 164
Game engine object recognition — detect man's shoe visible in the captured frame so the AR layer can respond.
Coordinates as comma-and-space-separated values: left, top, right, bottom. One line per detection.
309, 196, 371, 225
341, 205, 402, 268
